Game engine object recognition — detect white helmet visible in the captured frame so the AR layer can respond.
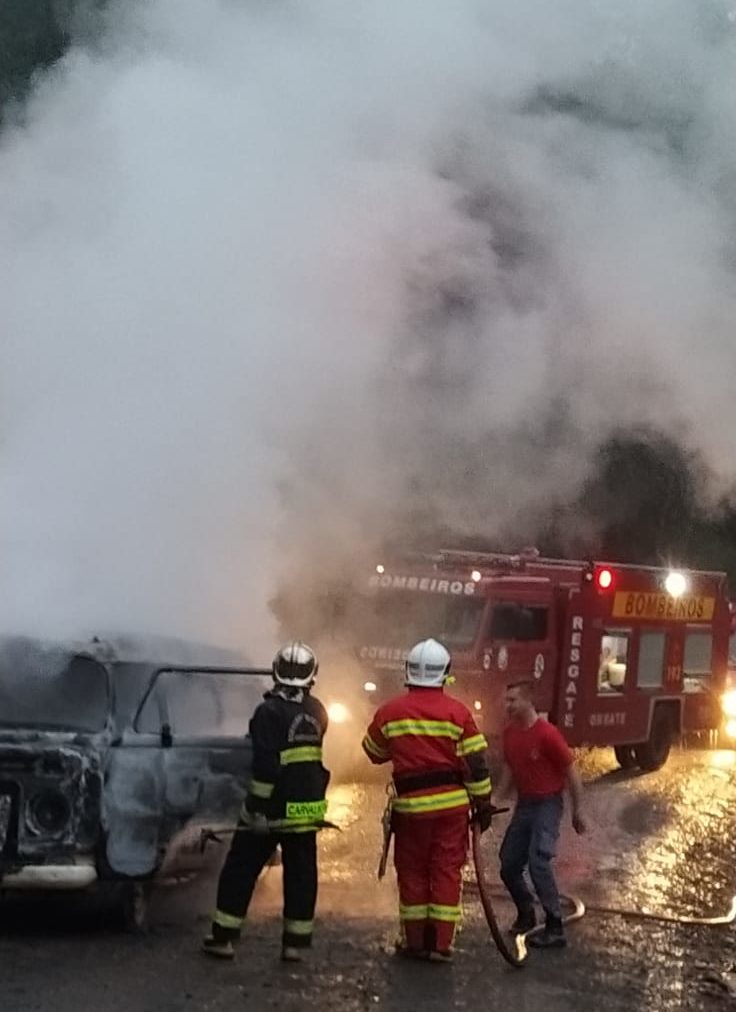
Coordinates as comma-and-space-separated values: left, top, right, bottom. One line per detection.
273, 641, 318, 687
405, 638, 451, 688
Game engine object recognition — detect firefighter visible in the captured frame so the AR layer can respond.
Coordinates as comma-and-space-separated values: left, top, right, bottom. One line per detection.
362, 638, 493, 962
202, 641, 329, 963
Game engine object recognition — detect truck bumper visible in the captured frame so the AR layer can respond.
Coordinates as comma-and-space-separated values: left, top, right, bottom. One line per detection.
0, 859, 98, 890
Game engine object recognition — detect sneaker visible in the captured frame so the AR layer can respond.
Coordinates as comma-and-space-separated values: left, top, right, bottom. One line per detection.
508, 910, 537, 936
281, 946, 304, 963
528, 918, 566, 949
201, 935, 235, 960
428, 950, 454, 964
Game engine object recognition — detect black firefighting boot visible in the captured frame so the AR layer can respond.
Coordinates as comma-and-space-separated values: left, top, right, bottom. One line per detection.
508, 907, 537, 936
281, 946, 305, 963
202, 922, 238, 959
202, 935, 236, 959
528, 914, 566, 949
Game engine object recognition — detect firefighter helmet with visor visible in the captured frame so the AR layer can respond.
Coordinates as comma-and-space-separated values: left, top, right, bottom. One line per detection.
405, 638, 451, 688
272, 641, 318, 687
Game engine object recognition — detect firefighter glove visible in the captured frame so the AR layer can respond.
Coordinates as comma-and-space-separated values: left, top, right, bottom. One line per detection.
244, 811, 270, 835
473, 798, 494, 833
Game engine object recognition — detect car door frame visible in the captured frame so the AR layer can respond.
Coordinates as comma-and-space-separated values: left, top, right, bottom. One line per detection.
103, 665, 270, 878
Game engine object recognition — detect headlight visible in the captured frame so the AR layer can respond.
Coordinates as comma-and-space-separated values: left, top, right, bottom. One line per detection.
722, 689, 736, 719
26, 789, 72, 836
665, 571, 688, 598
327, 702, 350, 724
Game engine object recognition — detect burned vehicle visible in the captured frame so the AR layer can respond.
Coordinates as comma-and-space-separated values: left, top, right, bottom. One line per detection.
0, 635, 270, 927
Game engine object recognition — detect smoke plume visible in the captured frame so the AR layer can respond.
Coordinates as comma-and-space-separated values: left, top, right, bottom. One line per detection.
1, 1, 735, 653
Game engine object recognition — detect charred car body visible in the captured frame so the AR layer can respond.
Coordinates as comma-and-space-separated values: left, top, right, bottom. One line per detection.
0, 635, 269, 924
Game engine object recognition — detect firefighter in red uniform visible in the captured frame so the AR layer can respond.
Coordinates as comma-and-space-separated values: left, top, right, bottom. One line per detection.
362, 638, 493, 962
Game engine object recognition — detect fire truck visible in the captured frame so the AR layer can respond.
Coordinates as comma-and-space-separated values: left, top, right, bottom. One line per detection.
342, 548, 735, 771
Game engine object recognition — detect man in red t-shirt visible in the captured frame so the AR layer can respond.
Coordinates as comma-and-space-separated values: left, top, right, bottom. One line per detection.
495, 680, 587, 948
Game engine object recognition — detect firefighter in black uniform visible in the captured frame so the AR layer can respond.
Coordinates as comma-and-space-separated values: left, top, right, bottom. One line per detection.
202, 642, 329, 962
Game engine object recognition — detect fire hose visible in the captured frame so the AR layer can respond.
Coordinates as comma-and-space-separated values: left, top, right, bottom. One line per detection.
471, 818, 736, 967
470, 818, 585, 967
377, 793, 577, 967
379, 796, 736, 968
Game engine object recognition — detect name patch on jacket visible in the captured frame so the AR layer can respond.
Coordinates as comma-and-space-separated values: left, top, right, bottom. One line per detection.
286, 800, 328, 820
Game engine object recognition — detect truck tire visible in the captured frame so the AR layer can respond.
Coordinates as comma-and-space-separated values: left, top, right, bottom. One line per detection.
634, 707, 673, 772
614, 745, 637, 770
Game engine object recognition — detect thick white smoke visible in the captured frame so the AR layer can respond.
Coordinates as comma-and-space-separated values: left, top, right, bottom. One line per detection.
1, 1, 735, 651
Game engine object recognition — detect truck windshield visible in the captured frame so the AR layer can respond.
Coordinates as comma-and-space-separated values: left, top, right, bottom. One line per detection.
0, 639, 109, 732
356, 591, 485, 650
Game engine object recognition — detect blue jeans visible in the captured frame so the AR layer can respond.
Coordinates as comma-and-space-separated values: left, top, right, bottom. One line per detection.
499, 794, 563, 920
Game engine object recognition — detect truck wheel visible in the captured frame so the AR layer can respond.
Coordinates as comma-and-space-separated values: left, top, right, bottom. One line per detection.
614, 745, 637, 770
634, 708, 673, 772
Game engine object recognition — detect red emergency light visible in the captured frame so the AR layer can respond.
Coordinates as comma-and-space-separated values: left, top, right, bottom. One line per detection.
596, 567, 614, 590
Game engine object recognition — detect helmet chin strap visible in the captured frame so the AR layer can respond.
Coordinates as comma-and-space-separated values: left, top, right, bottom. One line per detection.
268, 684, 306, 703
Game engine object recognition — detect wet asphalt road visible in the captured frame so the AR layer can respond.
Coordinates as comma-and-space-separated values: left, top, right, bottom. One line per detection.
1, 748, 736, 1012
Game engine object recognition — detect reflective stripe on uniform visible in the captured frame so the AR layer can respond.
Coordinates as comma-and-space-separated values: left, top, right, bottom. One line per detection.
284, 918, 314, 935
381, 719, 463, 740
280, 746, 323, 765
399, 903, 429, 921
236, 805, 325, 831
392, 788, 470, 815
362, 734, 390, 759
428, 903, 463, 923
249, 779, 275, 799
213, 909, 243, 930
457, 733, 488, 757
464, 777, 492, 797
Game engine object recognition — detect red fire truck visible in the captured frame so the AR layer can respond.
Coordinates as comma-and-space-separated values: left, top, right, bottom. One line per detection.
342, 548, 734, 770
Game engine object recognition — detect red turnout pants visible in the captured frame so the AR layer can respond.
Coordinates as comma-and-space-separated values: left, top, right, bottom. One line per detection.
393, 808, 468, 953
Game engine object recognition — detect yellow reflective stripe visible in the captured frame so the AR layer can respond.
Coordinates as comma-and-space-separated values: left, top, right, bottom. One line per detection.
213, 910, 243, 930
381, 719, 463, 740
284, 918, 313, 935
464, 777, 492, 797
249, 779, 275, 799
399, 903, 429, 921
457, 734, 488, 756
392, 789, 470, 814
280, 746, 323, 765
429, 903, 463, 923
362, 734, 390, 759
